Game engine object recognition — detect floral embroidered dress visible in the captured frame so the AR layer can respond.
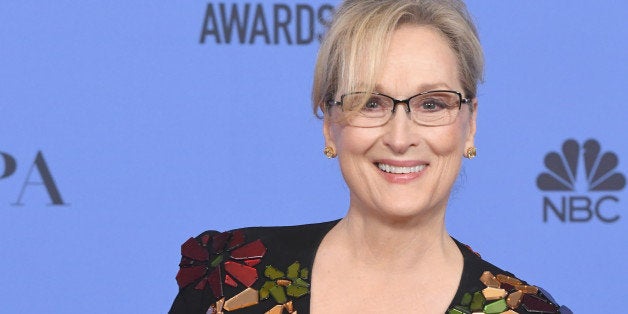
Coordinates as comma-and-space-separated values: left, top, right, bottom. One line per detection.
169, 220, 570, 314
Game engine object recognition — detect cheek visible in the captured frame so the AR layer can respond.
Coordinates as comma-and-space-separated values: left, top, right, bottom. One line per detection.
331, 124, 376, 154
427, 121, 470, 157
330, 123, 345, 149
426, 125, 466, 157
427, 124, 468, 193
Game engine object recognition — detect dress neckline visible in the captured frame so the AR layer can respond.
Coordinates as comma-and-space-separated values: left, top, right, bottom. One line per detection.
303, 219, 470, 312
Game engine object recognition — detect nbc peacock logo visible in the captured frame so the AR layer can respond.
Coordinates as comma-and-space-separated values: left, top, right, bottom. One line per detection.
538, 139, 625, 223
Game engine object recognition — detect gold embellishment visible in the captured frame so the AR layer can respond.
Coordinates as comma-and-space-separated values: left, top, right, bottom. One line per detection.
323, 146, 336, 158
507, 290, 523, 309
265, 305, 283, 314
482, 287, 508, 300
223, 287, 259, 311
480, 271, 500, 288
465, 147, 477, 159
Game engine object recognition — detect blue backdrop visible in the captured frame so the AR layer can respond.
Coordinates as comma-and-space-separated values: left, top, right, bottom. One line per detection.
1, 1, 626, 312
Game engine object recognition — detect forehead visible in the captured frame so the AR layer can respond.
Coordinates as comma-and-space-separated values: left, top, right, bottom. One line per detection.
377, 25, 461, 95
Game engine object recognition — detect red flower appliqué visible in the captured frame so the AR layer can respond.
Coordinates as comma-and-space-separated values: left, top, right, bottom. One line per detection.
176, 230, 267, 298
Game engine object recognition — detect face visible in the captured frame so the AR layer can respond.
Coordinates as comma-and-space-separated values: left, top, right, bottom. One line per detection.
324, 25, 477, 221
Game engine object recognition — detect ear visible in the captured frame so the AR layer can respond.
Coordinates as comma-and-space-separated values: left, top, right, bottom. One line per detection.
463, 99, 478, 152
323, 113, 336, 151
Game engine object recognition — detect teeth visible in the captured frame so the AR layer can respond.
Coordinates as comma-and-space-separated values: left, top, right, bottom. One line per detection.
377, 163, 426, 174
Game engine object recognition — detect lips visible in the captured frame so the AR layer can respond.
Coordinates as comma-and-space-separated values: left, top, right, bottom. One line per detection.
374, 160, 428, 183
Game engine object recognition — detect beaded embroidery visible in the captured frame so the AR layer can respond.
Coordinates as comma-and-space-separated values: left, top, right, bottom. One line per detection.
260, 262, 310, 305
176, 230, 267, 301
176, 230, 311, 313
447, 271, 560, 314
174, 228, 565, 313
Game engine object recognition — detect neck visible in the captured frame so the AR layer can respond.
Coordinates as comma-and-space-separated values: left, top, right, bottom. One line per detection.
334, 202, 457, 270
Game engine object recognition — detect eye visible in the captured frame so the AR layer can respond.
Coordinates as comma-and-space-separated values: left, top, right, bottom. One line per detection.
363, 97, 384, 110
416, 98, 448, 112
357, 95, 390, 113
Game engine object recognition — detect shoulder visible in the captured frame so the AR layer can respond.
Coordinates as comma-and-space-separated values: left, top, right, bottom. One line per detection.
169, 220, 339, 314
448, 239, 572, 314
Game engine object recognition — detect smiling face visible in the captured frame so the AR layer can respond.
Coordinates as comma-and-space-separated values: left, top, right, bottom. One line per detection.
324, 25, 477, 222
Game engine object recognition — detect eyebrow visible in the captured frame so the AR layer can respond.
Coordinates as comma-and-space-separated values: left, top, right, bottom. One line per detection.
373, 83, 454, 94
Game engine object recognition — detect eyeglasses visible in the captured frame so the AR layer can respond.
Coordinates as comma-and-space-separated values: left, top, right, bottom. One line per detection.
326, 90, 470, 127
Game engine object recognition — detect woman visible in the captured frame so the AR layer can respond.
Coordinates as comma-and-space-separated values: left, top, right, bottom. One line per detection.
170, 0, 568, 313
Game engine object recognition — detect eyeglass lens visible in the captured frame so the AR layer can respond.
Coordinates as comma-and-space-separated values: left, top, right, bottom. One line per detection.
340, 91, 461, 127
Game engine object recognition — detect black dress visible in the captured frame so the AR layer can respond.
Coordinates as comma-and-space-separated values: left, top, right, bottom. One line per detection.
169, 220, 570, 314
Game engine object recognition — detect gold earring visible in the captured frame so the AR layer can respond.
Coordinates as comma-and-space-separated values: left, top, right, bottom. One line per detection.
323, 146, 337, 158
465, 147, 477, 159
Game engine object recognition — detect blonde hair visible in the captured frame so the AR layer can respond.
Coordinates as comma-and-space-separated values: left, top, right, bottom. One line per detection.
312, 0, 483, 117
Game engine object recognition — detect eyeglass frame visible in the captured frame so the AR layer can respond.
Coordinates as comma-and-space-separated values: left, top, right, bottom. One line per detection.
325, 90, 471, 127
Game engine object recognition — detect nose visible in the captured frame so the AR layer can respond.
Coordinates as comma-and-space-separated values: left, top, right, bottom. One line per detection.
382, 103, 418, 154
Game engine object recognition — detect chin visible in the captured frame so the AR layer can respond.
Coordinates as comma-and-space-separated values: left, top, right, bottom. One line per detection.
373, 200, 443, 222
